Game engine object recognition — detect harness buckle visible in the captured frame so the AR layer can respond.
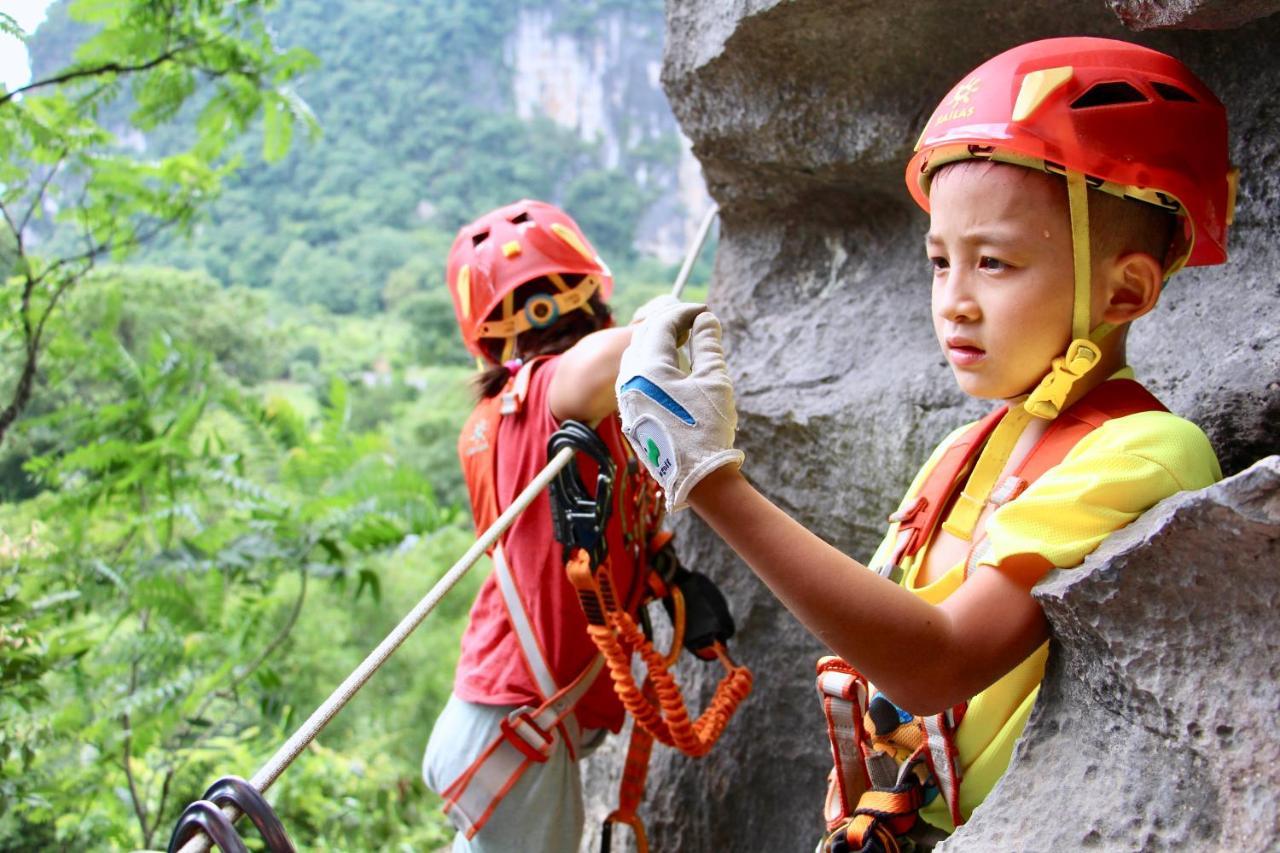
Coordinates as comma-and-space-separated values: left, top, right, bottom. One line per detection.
500, 708, 557, 763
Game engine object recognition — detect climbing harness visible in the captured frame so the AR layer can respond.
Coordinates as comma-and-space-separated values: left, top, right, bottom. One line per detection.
549, 420, 751, 851
168, 205, 719, 853
440, 364, 617, 838
817, 378, 1167, 853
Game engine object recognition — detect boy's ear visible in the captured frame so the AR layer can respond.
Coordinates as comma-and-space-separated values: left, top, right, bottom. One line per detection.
1101, 252, 1163, 326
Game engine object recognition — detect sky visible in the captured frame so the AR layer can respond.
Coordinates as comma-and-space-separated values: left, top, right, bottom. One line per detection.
1, 0, 56, 92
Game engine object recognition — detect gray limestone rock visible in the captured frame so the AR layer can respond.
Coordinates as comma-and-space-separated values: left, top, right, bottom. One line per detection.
946, 457, 1280, 850
1106, 0, 1280, 31
582, 3, 1280, 851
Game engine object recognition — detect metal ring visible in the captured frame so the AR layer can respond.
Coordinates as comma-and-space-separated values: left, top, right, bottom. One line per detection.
202, 775, 297, 853
167, 800, 249, 853
524, 294, 560, 330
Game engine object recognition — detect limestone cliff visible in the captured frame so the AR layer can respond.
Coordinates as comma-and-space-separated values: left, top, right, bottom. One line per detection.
506, 3, 711, 262
582, 2, 1280, 849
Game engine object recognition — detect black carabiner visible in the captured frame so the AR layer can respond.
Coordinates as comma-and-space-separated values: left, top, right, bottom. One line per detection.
548, 420, 615, 566
167, 799, 249, 853
202, 775, 296, 853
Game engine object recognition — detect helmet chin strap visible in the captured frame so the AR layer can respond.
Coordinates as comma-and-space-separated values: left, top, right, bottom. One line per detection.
941, 169, 1113, 542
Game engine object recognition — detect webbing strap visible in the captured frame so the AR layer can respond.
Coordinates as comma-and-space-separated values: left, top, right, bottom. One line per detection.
940, 405, 1033, 541
1067, 170, 1092, 342
492, 543, 559, 700
441, 655, 604, 839
600, 685, 656, 853
817, 659, 965, 850
817, 657, 874, 830
920, 713, 963, 829
887, 406, 1006, 565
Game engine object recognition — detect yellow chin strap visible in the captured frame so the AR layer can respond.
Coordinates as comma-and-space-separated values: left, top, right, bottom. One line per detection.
941, 169, 1113, 542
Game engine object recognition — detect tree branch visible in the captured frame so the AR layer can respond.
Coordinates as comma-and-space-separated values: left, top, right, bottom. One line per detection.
171, 563, 310, 774
0, 273, 42, 445
122, 654, 152, 844
0, 42, 205, 107
18, 151, 68, 237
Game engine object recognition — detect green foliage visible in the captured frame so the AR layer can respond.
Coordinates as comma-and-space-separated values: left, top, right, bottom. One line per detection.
0, 266, 285, 502
0, 2, 710, 849
564, 168, 656, 264
0, 283, 469, 849
0, 0, 316, 447
124, 0, 673, 315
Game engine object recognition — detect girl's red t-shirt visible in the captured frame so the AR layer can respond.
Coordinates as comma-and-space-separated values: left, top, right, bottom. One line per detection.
452, 357, 649, 732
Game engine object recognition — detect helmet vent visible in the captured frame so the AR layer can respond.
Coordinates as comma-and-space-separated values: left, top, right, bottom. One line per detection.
509, 211, 531, 224
1070, 82, 1147, 109
471, 230, 490, 247
1152, 82, 1197, 103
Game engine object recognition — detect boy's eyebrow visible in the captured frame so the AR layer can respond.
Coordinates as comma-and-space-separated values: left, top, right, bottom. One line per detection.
925, 228, 1025, 246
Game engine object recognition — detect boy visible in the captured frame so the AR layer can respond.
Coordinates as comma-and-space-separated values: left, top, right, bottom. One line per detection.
614, 37, 1231, 849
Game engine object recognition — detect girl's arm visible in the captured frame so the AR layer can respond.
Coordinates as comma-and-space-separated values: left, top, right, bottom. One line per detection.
548, 326, 635, 423
689, 465, 1050, 714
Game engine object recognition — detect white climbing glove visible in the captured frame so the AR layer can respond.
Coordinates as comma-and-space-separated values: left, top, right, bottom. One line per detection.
616, 302, 744, 512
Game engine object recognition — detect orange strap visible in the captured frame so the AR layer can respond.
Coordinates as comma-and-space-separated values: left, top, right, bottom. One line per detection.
600, 682, 656, 853
566, 549, 753, 757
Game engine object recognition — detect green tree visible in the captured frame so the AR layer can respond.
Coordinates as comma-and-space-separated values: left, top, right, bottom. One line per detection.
2, 316, 450, 848
0, 0, 317, 445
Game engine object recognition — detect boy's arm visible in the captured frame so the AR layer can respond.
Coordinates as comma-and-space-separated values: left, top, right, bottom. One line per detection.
616, 302, 1049, 715
548, 326, 635, 424
689, 466, 1050, 715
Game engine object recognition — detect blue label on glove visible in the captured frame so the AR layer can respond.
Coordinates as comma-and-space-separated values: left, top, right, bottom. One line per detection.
618, 376, 696, 425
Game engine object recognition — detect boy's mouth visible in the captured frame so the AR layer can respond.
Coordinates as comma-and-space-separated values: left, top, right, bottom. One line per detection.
945, 337, 986, 366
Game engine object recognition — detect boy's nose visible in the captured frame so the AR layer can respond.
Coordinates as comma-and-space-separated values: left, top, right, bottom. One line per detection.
935, 271, 980, 324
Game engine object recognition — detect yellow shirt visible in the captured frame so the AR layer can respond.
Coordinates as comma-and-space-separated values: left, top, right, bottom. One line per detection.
865, 379, 1221, 831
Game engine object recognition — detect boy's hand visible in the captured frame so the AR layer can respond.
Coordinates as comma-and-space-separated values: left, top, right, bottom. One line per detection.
616, 302, 744, 511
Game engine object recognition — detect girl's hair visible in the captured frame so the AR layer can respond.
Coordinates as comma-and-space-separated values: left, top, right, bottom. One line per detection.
473, 274, 613, 400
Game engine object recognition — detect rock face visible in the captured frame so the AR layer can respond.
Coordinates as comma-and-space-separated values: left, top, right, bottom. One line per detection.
581, 3, 1280, 850
506, 4, 712, 262
956, 457, 1280, 851
1107, 0, 1280, 30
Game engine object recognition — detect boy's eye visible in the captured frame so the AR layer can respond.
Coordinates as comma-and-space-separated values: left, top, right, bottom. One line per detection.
929, 256, 949, 273
978, 256, 1008, 272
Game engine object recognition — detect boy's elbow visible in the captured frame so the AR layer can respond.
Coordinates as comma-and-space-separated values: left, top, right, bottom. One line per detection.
890, 678, 971, 718
876, 646, 988, 716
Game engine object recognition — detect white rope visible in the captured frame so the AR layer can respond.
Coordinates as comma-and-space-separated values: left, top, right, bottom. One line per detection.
177, 203, 721, 853
177, 447, 576, 852
672, 202, 719, 300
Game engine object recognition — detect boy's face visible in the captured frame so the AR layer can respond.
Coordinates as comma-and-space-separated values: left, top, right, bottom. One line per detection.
925, 163, 1077, 401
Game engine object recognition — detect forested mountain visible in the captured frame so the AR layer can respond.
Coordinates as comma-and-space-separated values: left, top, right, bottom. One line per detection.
30, 0, 701, 315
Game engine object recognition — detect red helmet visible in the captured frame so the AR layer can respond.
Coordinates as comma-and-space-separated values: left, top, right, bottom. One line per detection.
446, 200, 614, 363
906, 37, 1236, 267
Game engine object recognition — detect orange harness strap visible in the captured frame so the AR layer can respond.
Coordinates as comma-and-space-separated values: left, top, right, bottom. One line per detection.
600, 682, 657, 853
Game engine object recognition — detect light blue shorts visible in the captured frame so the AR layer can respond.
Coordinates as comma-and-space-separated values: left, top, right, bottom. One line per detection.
424, 694, 603, 853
